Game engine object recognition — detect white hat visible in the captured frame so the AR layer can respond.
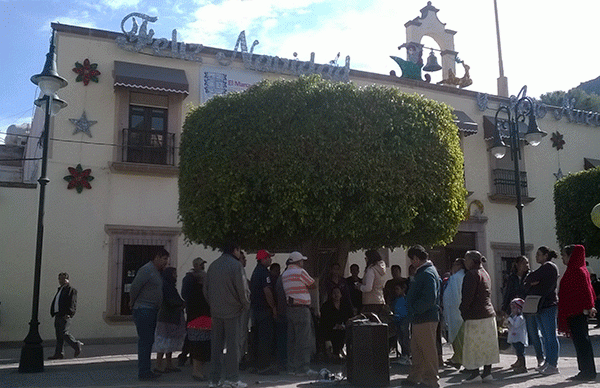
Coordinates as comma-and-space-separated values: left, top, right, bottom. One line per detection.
288, 251, 308, 263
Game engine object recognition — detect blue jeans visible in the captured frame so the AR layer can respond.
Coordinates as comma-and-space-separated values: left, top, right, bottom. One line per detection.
538, 305, 559, 367
395, 317, 411, 357
132, 308, 158, 378
525, 313, 544, 361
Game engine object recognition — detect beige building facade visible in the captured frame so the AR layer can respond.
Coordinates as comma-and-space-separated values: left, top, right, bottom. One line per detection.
1, 9, 600, 343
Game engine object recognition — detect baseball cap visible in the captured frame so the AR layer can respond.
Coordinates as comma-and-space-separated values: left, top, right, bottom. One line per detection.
288, 251, 308, 263
511, 298, 524, 309
256, 249, 274, 261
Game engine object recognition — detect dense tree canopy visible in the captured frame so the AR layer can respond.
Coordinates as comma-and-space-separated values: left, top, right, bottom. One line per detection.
179, 76, 466, 252
554, 167, 600, 257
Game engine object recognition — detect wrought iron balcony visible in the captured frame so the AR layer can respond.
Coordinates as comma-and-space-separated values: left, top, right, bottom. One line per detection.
122, 128, 175, 166
489, 168, 534, 203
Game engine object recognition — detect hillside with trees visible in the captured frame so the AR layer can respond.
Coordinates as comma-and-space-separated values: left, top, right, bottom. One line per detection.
540, 77, 600, 112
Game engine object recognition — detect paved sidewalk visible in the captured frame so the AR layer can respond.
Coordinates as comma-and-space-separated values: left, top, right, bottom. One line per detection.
1, 328, 599, 388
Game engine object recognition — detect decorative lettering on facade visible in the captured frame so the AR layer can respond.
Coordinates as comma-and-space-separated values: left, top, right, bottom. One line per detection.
550, 97, 600, 126
116, 13, 204, 62
217, 31, 350, 81
115, 13, 351, 82
477, 92, 600, 127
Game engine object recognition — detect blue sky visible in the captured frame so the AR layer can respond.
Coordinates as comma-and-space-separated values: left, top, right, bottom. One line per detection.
2, 0, 599, 137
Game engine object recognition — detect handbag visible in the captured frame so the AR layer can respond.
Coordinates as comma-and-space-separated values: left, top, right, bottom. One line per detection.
522, 295, 542, 314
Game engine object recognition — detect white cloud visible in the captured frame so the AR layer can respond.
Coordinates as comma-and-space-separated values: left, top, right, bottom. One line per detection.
178, 0, 327, 49
100, 0, 141, 10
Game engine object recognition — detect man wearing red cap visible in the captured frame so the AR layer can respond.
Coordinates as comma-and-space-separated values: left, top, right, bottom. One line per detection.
250, 249, 278, 374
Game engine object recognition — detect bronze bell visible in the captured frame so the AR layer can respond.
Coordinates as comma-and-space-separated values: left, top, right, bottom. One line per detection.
422, 50, 442, 72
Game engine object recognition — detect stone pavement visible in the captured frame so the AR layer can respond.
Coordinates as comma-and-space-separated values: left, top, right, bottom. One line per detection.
1, 327, 600, 388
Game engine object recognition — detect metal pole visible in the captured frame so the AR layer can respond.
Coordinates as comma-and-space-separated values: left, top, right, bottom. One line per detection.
19, 94, 52, 373
510, 118, 526, 256
493, 0, 509, 97
493, 0, 505, 79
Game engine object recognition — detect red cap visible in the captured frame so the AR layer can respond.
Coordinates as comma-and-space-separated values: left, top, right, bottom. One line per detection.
256, 249, 274, 261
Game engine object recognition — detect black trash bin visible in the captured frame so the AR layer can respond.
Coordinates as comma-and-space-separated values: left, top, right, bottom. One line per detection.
346, 319, 389, 387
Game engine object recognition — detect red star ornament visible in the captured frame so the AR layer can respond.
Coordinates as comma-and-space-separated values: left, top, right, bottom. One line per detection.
72, 59, 101, 85
64, 164, 94, 193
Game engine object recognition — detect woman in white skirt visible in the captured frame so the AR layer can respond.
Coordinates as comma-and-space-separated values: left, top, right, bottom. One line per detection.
154, 267, 186, 373
459, 250, 499, 383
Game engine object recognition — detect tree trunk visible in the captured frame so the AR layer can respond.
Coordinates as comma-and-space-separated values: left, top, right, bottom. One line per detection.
300, 239, 351, 279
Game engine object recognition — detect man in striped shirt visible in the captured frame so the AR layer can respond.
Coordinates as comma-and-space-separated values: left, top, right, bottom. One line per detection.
281, 251, 316, 375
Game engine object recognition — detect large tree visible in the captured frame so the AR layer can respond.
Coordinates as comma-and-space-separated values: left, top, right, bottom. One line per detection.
179, 76, 466, 268
554, 167, 600, 257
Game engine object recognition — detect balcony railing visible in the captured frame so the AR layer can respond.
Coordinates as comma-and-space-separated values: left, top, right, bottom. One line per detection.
122, 128, 175, 166
491, 168, 528, 197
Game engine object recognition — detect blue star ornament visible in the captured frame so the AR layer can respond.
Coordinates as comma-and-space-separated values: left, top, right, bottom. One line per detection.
69, 111, 97, 137
553, 168, 564, 180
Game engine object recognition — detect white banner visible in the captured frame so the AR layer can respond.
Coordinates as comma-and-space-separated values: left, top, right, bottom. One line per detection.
200, 67, 263, 103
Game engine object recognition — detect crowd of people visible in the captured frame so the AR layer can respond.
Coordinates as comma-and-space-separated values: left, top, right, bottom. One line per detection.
123, 242, 599, 388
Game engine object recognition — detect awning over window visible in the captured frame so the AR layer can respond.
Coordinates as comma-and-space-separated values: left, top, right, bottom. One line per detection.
483, 116, 528, 141
114, 61, 189, 95
453, 110, 478, 136
584, 158, 600, 170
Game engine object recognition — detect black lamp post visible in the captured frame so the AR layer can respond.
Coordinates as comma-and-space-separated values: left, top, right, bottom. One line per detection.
489, 86, 546, 256
19, 30, 67, 373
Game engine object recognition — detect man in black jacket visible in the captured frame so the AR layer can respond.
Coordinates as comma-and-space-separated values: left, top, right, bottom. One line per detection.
49, 272, 83, 359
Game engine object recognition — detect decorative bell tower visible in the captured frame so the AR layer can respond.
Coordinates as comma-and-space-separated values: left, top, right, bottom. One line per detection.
392, 2, 471, 88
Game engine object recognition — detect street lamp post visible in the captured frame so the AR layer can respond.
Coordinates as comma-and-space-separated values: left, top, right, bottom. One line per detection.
19, 30, 67, 373
489, 86, 546, 256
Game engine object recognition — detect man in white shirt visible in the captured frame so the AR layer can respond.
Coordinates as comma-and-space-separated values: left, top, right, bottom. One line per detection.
48, 272, 83, 359
281, 251, 316, 375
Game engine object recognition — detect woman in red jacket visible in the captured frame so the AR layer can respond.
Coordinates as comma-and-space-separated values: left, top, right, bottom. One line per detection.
558, 244, 597, 381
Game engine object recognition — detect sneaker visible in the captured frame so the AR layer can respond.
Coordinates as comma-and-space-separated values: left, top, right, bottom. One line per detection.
540, 364, 559, 375
536, 360, 546, 370
47, 354, 64, 360
223, 380, 248, 388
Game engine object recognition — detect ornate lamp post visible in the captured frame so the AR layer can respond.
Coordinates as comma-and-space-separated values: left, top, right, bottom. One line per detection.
19, 30, 68, 373
489, 86, 546, 256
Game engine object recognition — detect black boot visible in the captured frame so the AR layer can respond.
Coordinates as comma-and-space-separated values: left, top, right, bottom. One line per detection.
481, 364, 493, 381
